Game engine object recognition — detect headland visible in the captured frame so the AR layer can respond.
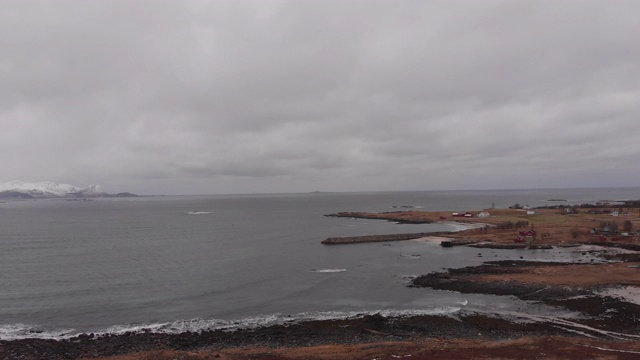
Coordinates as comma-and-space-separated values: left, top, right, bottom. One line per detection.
323, 206, 640, 248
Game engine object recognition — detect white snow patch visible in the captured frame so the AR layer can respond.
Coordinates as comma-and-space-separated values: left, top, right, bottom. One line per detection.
597, 286, 640, 305
0, 181, 105, 197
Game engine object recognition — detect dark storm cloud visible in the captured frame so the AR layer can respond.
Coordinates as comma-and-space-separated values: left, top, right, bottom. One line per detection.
1, 0, 639, 194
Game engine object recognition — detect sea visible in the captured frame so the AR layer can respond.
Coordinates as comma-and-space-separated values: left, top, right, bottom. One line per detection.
1, 187, 638, 340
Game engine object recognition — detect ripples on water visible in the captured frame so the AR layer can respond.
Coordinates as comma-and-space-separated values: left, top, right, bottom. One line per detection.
0, 188, 638, 339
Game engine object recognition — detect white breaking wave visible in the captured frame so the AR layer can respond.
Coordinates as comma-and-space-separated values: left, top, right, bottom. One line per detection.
186, 211, 212, 215
311, 269, 347, 273
10, 306, 633, 341
400, 254, 421, 259
0, 308, 463, 340
0, 324, 81, 341
97, 307, 464, 336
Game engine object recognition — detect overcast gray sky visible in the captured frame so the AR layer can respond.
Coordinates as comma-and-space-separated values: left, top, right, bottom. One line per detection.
2, 0, 639, 195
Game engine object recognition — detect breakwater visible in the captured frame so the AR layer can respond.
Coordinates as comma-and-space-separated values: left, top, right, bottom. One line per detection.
324, 212, 433, 224
321, 232, 441, 245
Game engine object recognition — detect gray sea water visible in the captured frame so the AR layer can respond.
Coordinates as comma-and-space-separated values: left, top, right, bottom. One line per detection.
0, 188, 638, 339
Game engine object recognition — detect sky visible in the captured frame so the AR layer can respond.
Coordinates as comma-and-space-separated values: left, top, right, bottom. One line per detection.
2, 0, 639, 195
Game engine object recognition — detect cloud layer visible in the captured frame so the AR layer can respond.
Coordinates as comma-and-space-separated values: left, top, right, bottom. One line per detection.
2, 0, 639, 194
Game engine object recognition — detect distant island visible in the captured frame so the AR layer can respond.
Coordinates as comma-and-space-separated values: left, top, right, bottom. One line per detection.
0, 181, 137, 199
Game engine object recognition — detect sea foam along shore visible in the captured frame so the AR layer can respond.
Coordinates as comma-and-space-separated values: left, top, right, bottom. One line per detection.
4, 309, 637, 360
443, 220, 491, 232
0, 308, 464, 341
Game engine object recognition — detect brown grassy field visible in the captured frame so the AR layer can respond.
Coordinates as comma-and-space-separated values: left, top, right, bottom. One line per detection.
340, 207, 640, 246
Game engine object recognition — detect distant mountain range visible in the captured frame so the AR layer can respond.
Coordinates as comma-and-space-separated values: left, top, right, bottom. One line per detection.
0, 181, 137, 199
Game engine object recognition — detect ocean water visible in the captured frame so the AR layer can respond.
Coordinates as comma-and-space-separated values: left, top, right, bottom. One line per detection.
0, 188, 638, 339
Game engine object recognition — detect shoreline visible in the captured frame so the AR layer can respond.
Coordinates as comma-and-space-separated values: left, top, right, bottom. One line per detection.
5, 206, 640, 359
4, 310, 640, 360
320, 217, 487, 245
442, 220, 491, 232
323, 207, 640, 247
5, 244, 640, 359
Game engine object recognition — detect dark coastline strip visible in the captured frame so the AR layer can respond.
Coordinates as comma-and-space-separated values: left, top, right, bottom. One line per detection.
322, 232, 442, 245
408, 260, 640, 334
0, 313, 583, 359
324, 212, 433, 224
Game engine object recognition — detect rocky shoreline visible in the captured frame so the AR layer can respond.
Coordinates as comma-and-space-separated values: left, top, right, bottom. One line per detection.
5, 254, 640, 359
5, 208, 640, 359
410, 260, 640, 334
0, 312, 621, 359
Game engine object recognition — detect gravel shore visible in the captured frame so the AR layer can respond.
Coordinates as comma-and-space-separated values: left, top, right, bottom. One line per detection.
0, 312, 601, 359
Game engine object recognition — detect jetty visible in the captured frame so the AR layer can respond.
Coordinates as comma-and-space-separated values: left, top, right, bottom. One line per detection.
322, 232, 440, 245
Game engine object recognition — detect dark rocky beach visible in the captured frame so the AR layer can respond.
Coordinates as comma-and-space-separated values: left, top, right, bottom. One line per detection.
5, 257, 640, 359
0, 311, 627, 359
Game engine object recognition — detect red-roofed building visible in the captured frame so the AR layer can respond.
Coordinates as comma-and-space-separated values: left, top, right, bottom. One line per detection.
519, 229, 537, 242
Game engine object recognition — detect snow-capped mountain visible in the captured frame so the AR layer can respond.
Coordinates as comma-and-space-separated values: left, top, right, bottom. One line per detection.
0, 181, 136, 199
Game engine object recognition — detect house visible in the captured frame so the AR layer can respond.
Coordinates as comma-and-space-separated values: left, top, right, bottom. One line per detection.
477, 212, 490, 218
519, 229, 537, 242
611, 210, 619, 217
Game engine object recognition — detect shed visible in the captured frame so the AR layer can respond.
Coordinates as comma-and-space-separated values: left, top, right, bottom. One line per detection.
519, 229, 537, 242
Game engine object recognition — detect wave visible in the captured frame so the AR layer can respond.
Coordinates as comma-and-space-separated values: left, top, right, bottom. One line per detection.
0, 307, 462, 341
311, 269, 347, 273
14, 305, 635, 342
186, 211, 211, 215
0, 324, 81, 341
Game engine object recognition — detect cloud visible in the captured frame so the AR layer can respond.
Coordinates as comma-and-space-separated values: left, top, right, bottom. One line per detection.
1, 0, 639, 194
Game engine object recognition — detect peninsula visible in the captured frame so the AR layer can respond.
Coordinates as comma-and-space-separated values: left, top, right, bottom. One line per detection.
322, 206, 640, 248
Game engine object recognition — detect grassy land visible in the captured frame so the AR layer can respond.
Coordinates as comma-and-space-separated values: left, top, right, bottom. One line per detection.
337, 208, 640, 246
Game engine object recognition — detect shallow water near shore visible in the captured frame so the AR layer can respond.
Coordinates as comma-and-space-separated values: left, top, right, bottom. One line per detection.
0, 188, 638, 340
